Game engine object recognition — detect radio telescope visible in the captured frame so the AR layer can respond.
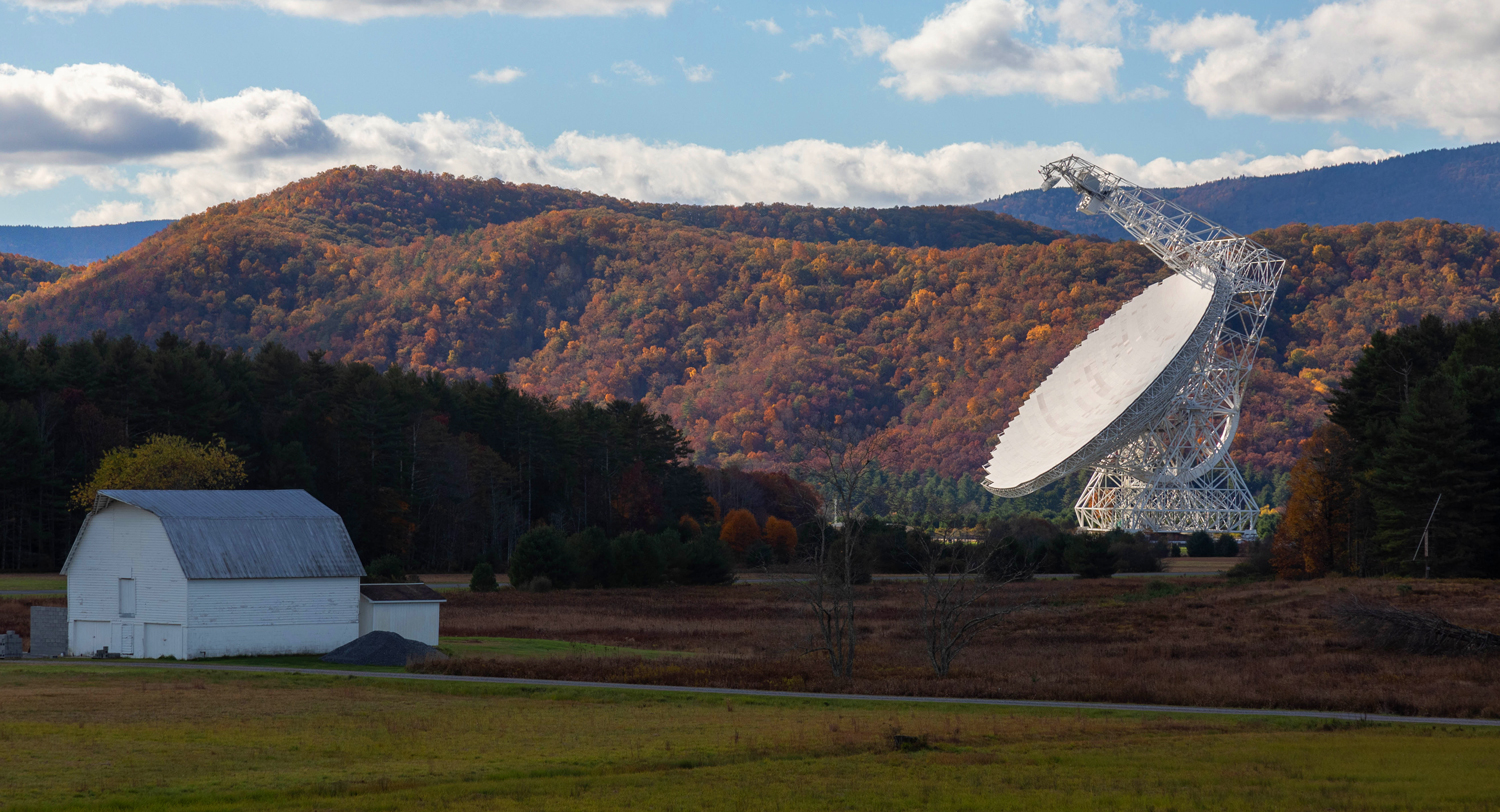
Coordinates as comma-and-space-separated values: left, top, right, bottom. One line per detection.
982, 157, 1285, 537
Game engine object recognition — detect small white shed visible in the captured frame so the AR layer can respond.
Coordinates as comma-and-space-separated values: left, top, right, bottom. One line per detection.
358, 583, 445, 645
61, 490, 366, 659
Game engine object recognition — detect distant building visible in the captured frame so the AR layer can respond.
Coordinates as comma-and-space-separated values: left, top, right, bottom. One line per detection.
358, 583, 445, 645
61, 490, 365, 659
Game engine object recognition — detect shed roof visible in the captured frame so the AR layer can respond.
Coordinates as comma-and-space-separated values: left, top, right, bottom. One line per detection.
360, 583, 446, 603
62, 490, 366, 580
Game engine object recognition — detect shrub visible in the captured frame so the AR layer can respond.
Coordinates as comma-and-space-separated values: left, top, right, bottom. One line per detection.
983, 535, 1032, 581
1035, 534, 1072, 574
672, 532, 735, 585
609, 530, 667, 587
1107, 529, 1163, 573
469, 561, 498, 592
508, 526, 578, 589
1227, 540, 1275, 579
864, 518, 919, 573
720, 509, 762, 556
763, 516, 799, 562
1065, 534, 1116, 578
1214, 533, 1240, 557
567, 527, 613, 588
1185, 531, 1216, 557
744, 542, 775, 568
368, 554, 406, 583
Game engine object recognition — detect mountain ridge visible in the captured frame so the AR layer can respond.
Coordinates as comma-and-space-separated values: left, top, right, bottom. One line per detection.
2, 167, 1496, 484
977, 142, 1500, 239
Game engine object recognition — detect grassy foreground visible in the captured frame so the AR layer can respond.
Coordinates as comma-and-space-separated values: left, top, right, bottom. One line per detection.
193, 637, 685, 672
3, 665, 1498, 811
0, 573, 65, 591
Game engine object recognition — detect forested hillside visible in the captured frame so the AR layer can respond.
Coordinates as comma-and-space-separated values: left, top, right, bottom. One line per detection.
0, 333, 705, 572
1, 253, 67, 300
1275, 314, 1500, 578
3, 167, 1498, 489
979, 142, 1500, 239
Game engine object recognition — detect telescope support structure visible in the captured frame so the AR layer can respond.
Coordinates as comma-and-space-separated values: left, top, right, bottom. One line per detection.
1039, 157, 1285, 537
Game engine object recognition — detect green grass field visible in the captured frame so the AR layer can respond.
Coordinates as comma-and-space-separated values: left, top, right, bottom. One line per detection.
0, 573, 65, 591
193, 636, 686, 672
3, 664, 1498, 811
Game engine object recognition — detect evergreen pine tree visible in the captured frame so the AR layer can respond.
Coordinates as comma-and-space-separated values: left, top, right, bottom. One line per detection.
1369, 373, 1497, 575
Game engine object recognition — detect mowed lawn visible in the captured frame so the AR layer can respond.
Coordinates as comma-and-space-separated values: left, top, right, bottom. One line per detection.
4, 665, 1499, 811
0, 573, 65, 592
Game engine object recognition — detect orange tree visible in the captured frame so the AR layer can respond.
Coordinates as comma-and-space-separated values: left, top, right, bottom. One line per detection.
720, 509, 762, 555
1272, 423, 1360, 578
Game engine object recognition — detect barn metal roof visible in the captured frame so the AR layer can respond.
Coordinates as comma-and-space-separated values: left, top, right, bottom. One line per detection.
63, 490, 366, 580
359, 583, 446, 603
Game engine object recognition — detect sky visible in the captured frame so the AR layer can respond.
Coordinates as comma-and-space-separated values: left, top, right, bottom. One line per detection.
0, 0, 1493, 226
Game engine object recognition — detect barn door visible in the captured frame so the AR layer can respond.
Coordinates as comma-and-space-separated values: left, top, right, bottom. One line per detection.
74, 621, 110, 656
144, 624, 182, 659
120, 625, 134, 656
118, 578, 137, 618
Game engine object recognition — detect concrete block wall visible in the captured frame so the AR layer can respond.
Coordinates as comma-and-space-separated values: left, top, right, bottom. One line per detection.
0, 630, 20, 658
29, 607, 66, 657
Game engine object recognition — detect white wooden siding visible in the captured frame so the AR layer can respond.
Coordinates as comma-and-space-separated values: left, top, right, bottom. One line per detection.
184, 577, 359, 657
64, 503, 187, 656
358, 599, 441, 645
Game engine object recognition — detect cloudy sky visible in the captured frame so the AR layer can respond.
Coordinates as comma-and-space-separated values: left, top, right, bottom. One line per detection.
0, 0, 1492, 226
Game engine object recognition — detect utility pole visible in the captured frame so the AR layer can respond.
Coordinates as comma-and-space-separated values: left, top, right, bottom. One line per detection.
1411, 493, 1441, 579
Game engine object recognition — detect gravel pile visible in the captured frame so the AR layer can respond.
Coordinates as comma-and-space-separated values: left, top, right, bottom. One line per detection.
321, 631, 447, 667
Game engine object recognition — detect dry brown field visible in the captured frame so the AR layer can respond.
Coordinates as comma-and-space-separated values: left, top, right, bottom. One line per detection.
428, 576, 1500, 719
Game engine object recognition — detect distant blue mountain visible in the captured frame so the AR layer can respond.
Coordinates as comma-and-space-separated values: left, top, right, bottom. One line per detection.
975, 142, 1500, 239
0, 220, 175, 266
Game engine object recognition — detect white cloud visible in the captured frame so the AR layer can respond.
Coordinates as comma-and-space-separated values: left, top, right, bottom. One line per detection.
15, 0, 672, 22
792, 33, 825, 50
1039, 0, 1136, 44
746, 17, 782, 34
1119, 84, 1167, 101
1149, 0, 1500, 139
832, 24, 892, 57
471, 67, 525, 84
802, 6, 832, 17
675, 58, 713, 83
71, 200, 147, 226
773, 71, 793, 82
0, 63, 1398, 223
859, 0, 1123, 102
611, 60, 660, 85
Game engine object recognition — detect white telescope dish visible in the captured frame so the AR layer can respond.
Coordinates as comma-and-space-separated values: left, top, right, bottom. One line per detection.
983, 271, 1229, 496
982, 156, 1285, 537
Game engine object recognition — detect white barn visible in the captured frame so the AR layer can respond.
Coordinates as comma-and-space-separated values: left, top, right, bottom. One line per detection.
358, 583, 445, 645
61, 489, 366, 659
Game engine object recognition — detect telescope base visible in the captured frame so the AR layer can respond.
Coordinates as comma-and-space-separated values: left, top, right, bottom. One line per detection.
1074, 457, 1259, 538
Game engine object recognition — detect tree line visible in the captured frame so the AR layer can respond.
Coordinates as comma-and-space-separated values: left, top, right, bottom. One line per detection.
1273, 313, 1500, 578
0, 331, 707, 572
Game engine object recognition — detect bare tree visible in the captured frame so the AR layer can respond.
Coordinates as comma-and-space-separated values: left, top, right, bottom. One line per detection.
793, 428, 883, 680
914, 528, 1033, 677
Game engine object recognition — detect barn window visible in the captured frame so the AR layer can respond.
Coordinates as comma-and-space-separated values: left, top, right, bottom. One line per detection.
118, 578, 136, 618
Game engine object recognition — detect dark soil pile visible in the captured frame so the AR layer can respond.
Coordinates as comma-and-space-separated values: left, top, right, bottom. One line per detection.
322, 631, 447, 667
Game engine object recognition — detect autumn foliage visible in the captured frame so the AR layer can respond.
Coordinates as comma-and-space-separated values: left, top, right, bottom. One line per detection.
5, 168, 1500, 484
719, 508, 762, 555
1271, 423, 1359, 578
763, 515, 798, 559
71, 434, 247, 510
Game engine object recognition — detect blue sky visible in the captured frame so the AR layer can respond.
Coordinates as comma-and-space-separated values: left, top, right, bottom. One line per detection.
0, 0, 1490, 225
